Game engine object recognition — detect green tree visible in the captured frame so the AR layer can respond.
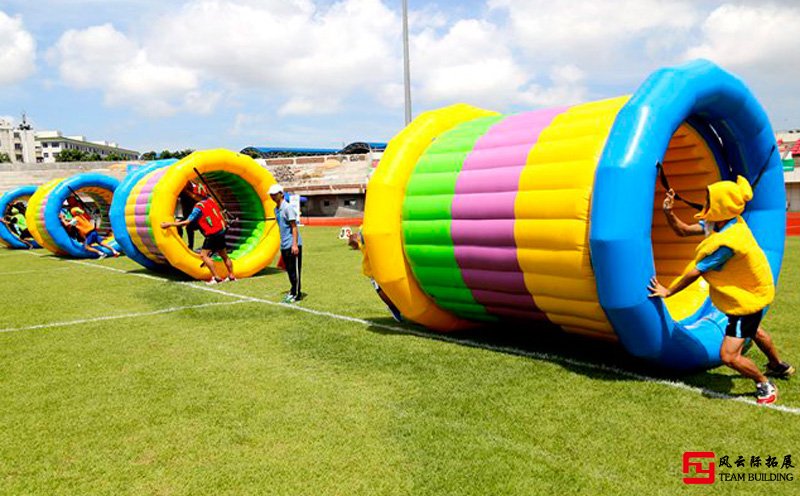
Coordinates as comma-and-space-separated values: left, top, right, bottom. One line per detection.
140, 151, 157, 161
86, 152, 102, 161
160, 150, 174, 159
105, 152, 126, 161
0, 152, 11, 163
55, 149, 89, 162
176, 148, 195, 159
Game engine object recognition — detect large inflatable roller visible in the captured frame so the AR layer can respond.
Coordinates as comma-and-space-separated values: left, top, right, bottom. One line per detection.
112, 149, 280, 280
26, 173, 120, 258
363, 59, 785, 370
0, 185, 40, 249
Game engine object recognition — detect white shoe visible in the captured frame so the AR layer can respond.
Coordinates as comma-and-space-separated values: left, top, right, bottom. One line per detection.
205, 278, 223, 285
97, 253, 108, 260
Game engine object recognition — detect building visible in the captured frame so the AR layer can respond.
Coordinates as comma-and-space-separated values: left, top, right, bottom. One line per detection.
242, 143, 387, 217
36, 131, 139, 163
0, 117, 41, 163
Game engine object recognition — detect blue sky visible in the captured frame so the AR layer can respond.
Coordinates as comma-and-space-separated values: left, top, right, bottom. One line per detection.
1, 0, 799, 153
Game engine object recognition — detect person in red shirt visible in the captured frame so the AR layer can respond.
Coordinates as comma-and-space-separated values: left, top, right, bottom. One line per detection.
161, 182, 234, 284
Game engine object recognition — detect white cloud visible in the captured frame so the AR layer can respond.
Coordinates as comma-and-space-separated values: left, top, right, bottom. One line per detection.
0, 11, 36, 85
685, 4, 799, 69
48, 24, 213, 117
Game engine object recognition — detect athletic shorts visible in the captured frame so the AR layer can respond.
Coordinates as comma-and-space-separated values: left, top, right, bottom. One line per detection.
202, 231, 227, 253
20, 228, 31, 239
85, 230, 102, 245
725, 310, 765, 339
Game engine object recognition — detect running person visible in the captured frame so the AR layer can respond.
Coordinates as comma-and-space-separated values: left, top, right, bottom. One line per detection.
269, 184, 302, 303
649, 177, 793, 404
61, 206, 120, 258
161, 182, 235, 284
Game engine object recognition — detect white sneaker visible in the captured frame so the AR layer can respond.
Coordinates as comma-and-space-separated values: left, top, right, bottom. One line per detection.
205, 278, 223, 285
97, 253, 108, 260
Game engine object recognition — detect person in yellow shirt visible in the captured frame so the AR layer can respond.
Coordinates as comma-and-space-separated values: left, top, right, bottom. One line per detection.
349, 230, 402, 322
649, 176, 793, 404
61, 206, 120, 259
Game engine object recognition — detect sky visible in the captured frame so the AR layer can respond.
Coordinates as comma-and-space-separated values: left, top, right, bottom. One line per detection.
1, 0, 799, 153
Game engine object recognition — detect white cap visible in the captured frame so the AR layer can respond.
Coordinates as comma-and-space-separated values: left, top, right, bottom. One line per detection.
268, 184, 284, 195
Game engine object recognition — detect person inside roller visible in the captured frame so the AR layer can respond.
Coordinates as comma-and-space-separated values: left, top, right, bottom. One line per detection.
1, 205, 34, 248
61, 206, 121, 259
649, 177, 793, 404
160, 182, 235, 285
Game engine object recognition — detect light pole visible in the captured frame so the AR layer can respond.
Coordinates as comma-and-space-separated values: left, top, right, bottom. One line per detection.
402, 0, 412, 125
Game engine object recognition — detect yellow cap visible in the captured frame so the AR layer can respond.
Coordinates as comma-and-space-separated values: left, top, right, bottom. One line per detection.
694, 176, 753, 222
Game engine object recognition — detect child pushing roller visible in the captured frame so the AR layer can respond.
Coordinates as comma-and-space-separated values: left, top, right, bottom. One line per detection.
649, 176, 794, 404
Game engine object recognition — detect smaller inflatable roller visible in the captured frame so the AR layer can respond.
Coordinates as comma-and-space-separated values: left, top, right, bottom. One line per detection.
113, 149, 280, 280
0, 185, 40, 249
26, 173, 121, 258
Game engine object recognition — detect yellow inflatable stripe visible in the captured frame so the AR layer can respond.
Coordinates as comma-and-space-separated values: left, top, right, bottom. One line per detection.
25, 178, 65, 255
363, 104, 498, 331
515, 96, 629, 333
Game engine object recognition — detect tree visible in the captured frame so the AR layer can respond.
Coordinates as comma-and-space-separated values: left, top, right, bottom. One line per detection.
55, 149, 89, 162
160, 150, 174, 159
105, 152, 126, 161
140, 151, 157, 161
176, 148, 195, 159
0, 152, 11, 163
86, 152, 102, 161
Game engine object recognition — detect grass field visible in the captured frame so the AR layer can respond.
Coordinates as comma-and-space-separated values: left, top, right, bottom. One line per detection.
1, 228, 798, 495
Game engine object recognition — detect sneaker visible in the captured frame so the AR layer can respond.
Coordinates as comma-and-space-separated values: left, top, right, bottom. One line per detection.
756, 381, 778, 404
389, 305, 403, 323
281, 294, 296, 304
766, 361, 795, 378
226, 275, 237, 282
97, 253, 108, 260
113, 251, 121, 258
205, 277, 224, 285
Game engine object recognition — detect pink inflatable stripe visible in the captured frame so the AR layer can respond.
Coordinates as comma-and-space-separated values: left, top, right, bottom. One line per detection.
451, 107, 567, 319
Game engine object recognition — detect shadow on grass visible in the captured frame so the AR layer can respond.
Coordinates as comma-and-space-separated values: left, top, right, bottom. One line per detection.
364, 316, 740, 392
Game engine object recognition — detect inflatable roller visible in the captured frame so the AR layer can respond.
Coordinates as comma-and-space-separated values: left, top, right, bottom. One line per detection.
363, 59, 785, 370
109, 159, 178, 271
26, 173, 121, 258
114, 149, 280, 280
0, 185, 40, 249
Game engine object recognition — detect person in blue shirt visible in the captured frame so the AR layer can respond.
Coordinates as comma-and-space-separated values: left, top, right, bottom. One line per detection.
269, 184, 303, 303
659, 188, 794, 385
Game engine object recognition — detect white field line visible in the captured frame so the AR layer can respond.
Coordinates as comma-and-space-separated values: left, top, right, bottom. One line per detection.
0, 300, 251, 334
29, 256, 800, 415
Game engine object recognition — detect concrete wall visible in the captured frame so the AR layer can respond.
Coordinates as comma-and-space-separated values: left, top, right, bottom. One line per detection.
0, 161, 136, 193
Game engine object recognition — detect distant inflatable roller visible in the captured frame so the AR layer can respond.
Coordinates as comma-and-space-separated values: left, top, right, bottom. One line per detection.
26, 173, 120, 257
0, 185, 40, 249
363, 59, 786, 370
110, 149, 280, 280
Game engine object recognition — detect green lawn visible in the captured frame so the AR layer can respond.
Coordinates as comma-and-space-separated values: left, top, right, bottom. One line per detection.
1, 229, 798, 495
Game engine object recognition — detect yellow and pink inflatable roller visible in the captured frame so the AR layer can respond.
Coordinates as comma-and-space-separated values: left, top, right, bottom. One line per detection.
109, 150, 280, 280
363, 60, 785, 370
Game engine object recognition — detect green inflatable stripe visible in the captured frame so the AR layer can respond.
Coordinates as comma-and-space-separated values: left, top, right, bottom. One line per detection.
401, 115, 503, 322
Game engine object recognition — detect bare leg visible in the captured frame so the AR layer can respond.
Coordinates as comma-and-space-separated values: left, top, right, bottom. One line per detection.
200, 249, 222, 280
98, 240, 120, 256
753, 327, 782, 368
218, 249, 234, 278
84, 243, 103, 256
720, 336, 769, 383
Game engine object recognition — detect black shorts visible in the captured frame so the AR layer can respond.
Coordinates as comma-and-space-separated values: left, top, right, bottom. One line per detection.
201, 231, 227, 253
725, 310, 765, 339
20, 228, 31, 239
